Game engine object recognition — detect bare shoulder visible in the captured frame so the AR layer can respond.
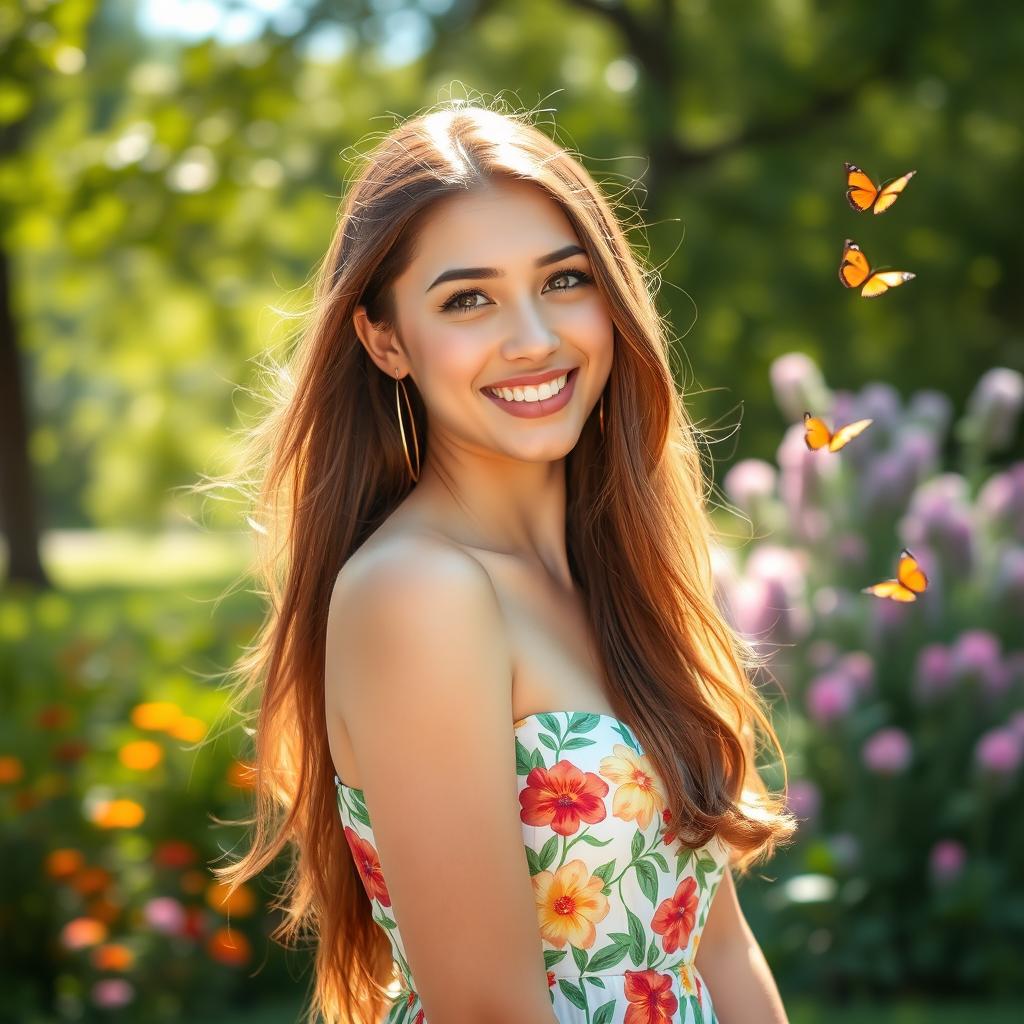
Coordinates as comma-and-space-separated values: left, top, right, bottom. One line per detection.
325, 531, 512, 723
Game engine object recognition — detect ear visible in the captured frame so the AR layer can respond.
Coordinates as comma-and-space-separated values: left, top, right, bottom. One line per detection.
353, 304, 406, 376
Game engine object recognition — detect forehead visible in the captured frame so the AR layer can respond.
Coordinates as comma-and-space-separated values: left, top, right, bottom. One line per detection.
409, 178, 579, 271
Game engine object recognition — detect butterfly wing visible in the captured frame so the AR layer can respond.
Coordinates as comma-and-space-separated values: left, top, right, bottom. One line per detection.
860, 270, 916, 298
844, 162, 879, 213
828, 417, 874, 452
862, 579, 918, 602
872, 169, 917, 214
896, 549, 929, 594
803, 412, 833, 451
839, 239, 871, 289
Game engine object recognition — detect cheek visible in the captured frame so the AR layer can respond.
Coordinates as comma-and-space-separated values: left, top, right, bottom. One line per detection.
419, 326, 488, 393
563, 300, 615, 363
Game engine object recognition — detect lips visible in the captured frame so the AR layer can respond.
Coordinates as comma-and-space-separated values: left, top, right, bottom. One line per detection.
483, 366, 575, 390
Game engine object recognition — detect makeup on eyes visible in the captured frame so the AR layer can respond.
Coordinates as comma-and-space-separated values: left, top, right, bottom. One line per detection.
437, 267, 594, 314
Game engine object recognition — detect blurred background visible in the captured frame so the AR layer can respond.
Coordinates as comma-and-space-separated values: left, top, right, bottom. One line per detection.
2, 0, 1022, 1021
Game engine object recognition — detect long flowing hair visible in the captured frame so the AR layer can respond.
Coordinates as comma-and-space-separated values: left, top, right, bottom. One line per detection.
203, 97, 797, 1024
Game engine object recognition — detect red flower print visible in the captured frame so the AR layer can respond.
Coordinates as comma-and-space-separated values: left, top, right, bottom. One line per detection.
413, 1012, 424, 1024
623, 968, 678, 1024
342, 826, 391, 907
651, 875, 698, 954
661, 808, 680, 846
546, 970, 556, 988
519, 760, 608, 836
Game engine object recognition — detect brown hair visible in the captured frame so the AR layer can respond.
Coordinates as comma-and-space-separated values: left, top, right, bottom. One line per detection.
201, 95, 796, 1024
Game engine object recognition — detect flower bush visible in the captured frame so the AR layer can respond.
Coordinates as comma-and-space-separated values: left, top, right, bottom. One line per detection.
716, 355, 1024, 999
0, 581, 297, 1021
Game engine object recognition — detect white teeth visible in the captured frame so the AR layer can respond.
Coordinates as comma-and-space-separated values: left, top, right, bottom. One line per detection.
486, 372, 569, 403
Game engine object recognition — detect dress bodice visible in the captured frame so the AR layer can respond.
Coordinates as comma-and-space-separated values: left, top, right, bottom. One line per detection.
335, 710, 731, 1023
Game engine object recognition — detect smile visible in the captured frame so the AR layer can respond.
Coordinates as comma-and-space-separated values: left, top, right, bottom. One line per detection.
482, 367, 579, 419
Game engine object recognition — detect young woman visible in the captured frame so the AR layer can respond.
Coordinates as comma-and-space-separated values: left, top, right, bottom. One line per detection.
212, 100, 796, 1024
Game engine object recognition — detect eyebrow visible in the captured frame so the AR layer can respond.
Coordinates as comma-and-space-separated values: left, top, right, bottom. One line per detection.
425, 243, 588, 293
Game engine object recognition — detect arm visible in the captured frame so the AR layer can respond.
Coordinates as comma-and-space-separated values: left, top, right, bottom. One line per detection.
694, 866, 789, 1024
326, 538, 558, 1024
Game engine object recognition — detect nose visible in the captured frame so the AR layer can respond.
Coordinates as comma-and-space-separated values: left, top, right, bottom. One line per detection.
501, 298, 560, 360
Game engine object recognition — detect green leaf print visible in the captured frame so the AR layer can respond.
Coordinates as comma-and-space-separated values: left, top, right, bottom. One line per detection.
626, 907, 646, 965
544, 949, 568, 969
536, 712, 563, 737
648, 850, 670, 872
578, 832, 614, 847
557, 978, 587, 1011
689, 992, 706, 1024
592, 859, 616, 884
571, 944, 589, 972
630, 829, 645, 861
593, 1000, 617, 1024
675, 846, 693, 879
515, 737, 534, 776
611, 721, 641, 753
538, 733, 559, 752
525, 846, 543, 877
645, 934, 660, 967
586, 941, 629, 972
537, 834, 558, 870
567, 711, 602, 733
561, 736, 597, 750
530, 747, 545, 770
634, 858, 659, 905
584, 976, 606, 988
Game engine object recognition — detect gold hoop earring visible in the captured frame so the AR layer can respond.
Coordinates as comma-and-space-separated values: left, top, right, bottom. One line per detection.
599, 392, 605, 438
394, 368, 420, 483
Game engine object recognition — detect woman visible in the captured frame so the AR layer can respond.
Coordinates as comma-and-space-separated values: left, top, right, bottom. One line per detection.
211, 99, 796, 1024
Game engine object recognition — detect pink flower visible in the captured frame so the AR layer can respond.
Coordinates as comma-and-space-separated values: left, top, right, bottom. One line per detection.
966, 367, 1024, 452
862, 727, 912, 775
974, 727, 1023, 776
143, 896, 186, 936
806, 672, 856, 725
786, 779, 821, 823
913, 643, 954, 704
91, 979, 135, 1009
723, 458, 777, 515
770, 352, 829, 423
836, 651, 875, 696
952, 630, 1004, 695
928, 839, 966, 884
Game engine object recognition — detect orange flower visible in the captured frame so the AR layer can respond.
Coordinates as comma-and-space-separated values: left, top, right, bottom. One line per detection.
206, 926, 251, 966
91, 943, 135, 971
678, 961, 696, 996
533, 859, 610, 949
154, 839, 197, 868
519, 761, 608, 836
46, 848, 85, 880
61, 916, 108, 950
205, 880, 256, 917
651, 875, 698, 954
130, 702, 181, 732
38, 704, 72, 729
87, 896, 122, 925
343, 827, 391, 906
168, 716, 207, 742
623, 968, 678, 1024
599, 744, 668, 829
72, 866, 113, 896
660, 808, 679, 846
92, 799, 145, 828
0, 755, 24, 784
226, 759, 256, 788
118, 740, 163, 771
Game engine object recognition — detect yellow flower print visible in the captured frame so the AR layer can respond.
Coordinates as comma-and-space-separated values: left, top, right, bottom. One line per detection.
533, 859, 610, 949
678, 961, 696, 996
599, 743, 668, 829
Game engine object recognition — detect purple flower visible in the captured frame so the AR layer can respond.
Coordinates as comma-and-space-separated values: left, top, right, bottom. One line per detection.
854, 381, 903, 432
827, 832, 861, 870
770, 352, 831, 423
91, 979, 136, 1009
861, 451, 917, 518
807, 640, 838, 670
724, 458, 777, 516
862, 727, 912, 775
993, 548, 1024, 616
952, 630, 1004, 696
898, 426, 940, 484
728, 576, 793, 648
928, 839, 966, 884
974, 726, 1023, 776
966, 367, 1024, 453
1009, 710, 1024, 739
143, 896, 186, 935
806, 672, 856, 725
777, 424, 836, 542
913, 643, 955, 704
977, 464, 1024, 542
902, 475, 976, 576
786, 778, 821, 823
908, 389, 954, 437
836, 651, 875, 696
835, 533, 868, 573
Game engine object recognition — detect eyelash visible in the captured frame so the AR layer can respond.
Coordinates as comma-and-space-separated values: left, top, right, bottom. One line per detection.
438, 267, 594, 314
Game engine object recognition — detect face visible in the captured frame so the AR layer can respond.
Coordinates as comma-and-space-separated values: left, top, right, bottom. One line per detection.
355, 177, 615, 463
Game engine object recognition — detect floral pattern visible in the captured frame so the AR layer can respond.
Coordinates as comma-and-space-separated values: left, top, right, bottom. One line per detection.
335, 711, 731, 1024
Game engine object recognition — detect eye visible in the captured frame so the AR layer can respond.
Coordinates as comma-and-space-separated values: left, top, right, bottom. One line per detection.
438, 267, 593, 314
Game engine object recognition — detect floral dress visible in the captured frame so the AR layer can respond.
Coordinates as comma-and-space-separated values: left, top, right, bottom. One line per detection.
335, 710, 731, 1024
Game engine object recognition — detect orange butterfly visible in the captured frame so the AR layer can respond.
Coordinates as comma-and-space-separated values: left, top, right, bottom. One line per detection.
803, 411, 874, 452
862, 548, 929, 602
839, 239, 915, 298
844, 161, 917, 215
